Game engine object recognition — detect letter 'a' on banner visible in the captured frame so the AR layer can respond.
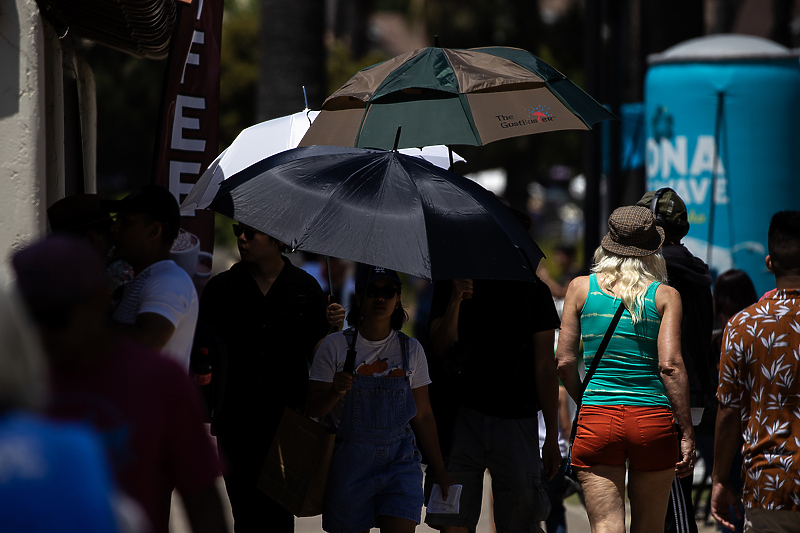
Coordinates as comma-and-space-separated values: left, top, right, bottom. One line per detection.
152, 0, 223, 285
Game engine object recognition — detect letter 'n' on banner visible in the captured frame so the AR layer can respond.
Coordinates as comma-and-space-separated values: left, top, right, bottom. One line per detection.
153, 0, 223, 288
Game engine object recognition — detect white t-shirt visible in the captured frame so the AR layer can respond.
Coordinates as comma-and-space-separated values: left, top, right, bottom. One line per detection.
112, 260, 199, 372
310, 329, 431, 427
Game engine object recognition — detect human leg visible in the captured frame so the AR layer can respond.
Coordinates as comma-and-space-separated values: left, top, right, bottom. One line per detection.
486, 416, 550, 533
576, 464, 626, 533
424, 407, 487, 532
627, 467, 675, 533
217, 432, 293, 533
377, 515, 418, 533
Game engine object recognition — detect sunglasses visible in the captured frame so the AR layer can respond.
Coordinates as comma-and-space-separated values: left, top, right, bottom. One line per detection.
232, 224, 259, 240
364, 284, 399, 299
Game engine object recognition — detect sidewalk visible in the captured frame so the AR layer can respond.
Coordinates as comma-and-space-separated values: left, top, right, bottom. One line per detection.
168, 473, 720, 533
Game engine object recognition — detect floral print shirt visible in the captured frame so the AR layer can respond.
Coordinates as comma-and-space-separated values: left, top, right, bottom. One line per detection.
717, 288, 800, 511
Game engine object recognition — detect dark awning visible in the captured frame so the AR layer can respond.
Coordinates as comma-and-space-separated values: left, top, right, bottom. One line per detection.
36, 0, 178, 59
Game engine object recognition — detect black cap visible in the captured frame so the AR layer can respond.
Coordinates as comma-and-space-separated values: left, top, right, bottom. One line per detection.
104, 185, 181, 241
48, 194, 113, 233
355, 265, 403, 290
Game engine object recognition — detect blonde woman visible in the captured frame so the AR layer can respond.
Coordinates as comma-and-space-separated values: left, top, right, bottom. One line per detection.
556, 206, 694, 533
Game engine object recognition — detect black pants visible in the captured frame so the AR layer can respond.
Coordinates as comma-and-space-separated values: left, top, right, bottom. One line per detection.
217, 431, 294, 533
664, 474, 697, 533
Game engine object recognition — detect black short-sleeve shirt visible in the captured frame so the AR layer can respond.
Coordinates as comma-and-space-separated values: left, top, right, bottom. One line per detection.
429, 278, 560, 418
199, 257, 329, 438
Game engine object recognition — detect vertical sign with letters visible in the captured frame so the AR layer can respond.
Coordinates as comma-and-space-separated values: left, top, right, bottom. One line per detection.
153, 0, 223, 257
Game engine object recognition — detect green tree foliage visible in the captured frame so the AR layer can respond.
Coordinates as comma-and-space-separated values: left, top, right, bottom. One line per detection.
79, 42, 166, 192
219, 0, 260, 150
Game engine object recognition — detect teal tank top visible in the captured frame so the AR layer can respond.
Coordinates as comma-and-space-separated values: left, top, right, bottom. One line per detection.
580, 274, 671, 408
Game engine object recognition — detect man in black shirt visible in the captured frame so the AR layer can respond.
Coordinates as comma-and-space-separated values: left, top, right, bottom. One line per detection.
423, 271, 561, 532
199, 222, 343, 532
638, 188, 715, 533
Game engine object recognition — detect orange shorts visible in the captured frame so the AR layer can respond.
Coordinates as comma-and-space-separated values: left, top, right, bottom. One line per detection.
570, 405, 679, 472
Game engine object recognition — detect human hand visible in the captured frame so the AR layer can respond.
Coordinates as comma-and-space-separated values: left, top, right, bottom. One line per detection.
541, 435, 562, 481
710, 481, 741, 531
327, 297, 345, 331
674, 433, 695, 478
452, 279, 473, 301
332, 372, 354, 395
435, 471, 458, 502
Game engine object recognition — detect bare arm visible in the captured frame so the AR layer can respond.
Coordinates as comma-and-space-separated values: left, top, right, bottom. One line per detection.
655, 284, 695, 477
710, 403, 743, 530
113, 312, 175, 350
429, 279, 472, 358
557, 385, 572, 437
410, 385, 456, 499
306, 374, 353, 418
182, 484, 230, 533
534, 328, 560, 480
555, 276, 589, 403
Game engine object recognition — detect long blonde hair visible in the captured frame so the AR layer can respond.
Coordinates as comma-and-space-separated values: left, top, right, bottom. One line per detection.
591, 246, 668, 323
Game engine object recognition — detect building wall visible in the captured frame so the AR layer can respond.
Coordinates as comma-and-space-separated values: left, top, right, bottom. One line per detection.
0, 0, 47, 270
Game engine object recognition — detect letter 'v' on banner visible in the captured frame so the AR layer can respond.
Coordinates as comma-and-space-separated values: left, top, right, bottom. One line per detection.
152, 0, 223, 273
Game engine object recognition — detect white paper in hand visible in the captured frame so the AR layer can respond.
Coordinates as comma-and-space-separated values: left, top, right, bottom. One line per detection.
426, 483, 463, 514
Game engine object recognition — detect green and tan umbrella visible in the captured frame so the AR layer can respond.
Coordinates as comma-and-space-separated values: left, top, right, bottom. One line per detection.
299, 46, 616, 150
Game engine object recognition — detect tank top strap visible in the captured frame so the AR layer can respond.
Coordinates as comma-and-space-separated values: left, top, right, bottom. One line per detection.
646, 280, 661, 298
589, 272, 601, 292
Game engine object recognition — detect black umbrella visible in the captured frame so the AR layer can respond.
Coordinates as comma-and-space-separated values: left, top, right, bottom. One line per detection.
208, 144, 543, 282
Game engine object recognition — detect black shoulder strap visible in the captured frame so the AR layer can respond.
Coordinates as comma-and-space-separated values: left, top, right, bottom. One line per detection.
397, 331, 410, 371
569, 301, 626, 443
580, 301, 626, 398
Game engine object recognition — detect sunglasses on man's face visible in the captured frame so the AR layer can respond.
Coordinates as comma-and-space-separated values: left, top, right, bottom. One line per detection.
232, 224, 258, 240
364, 284, 399, 299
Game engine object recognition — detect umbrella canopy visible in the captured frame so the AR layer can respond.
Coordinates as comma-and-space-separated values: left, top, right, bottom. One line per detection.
180, 110, 466, 215
299, 46, 616, 150
207, 145, 543, 282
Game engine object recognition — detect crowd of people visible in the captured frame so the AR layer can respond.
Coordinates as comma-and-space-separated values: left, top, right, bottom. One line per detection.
1, 181, 798, 533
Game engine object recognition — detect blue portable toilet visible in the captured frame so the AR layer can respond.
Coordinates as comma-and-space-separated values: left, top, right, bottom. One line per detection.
645, 35, 800, 295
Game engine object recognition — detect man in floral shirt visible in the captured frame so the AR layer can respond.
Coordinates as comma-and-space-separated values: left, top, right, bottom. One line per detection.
711, 210, 800, 532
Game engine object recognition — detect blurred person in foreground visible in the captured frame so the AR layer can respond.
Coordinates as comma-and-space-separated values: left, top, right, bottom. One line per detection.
199, 221, 344, 532
423, 206, 561, 533
637, 188, 715, 533
711, 211, 800, 532
12, 235, 228, 533
0, 272, 122, 533
556, 206, 695, 533
106, 185, 199, 371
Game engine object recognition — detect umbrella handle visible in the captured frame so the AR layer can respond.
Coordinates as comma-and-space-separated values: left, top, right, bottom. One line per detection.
343, 347, 358, 375
393, 126, 402, 151
326, 256, 334, 299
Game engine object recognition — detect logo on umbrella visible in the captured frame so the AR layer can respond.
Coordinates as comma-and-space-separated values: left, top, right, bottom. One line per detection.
496, 106, 555, 130
526, 105, 554, 123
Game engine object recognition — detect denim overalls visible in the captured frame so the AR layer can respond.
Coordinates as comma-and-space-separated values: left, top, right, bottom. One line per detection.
322, 332, 424, 533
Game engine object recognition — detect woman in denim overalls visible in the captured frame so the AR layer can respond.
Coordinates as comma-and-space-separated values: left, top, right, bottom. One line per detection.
308, 266, 455, 533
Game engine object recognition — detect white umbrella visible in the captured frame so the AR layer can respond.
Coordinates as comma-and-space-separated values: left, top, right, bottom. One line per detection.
180, 110, 466, 216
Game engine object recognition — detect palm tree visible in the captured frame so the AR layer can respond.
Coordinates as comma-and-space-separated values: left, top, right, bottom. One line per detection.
258, 0, 326, 120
